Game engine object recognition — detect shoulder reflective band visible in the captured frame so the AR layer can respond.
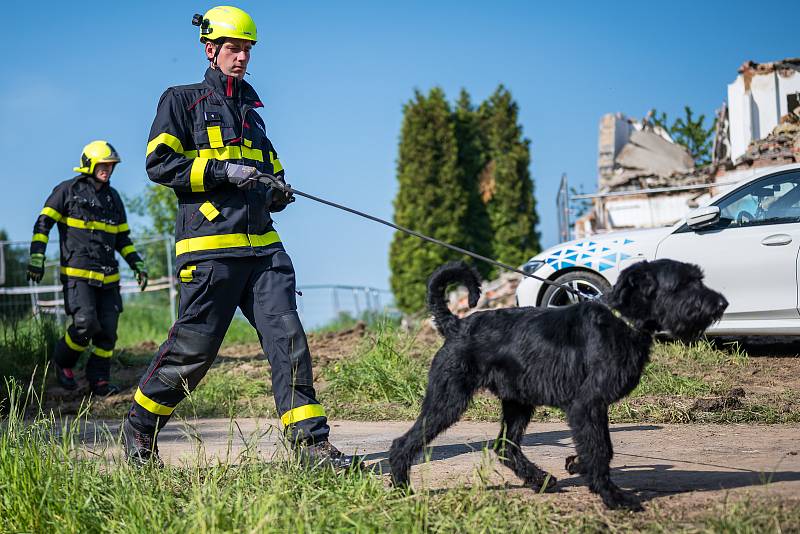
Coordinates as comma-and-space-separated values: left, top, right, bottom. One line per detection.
281, 404, 326, 427
92, 346, 113, 358
64, 218, 128, 234
32, 233, 49, 244
175, 230, 280, 256
207, 126, 224, 148
60, 266, 121, 284
147, 132, 185, 156
134, 387, 175, 416
40, 206, 63, 222
179, 265, 197, 282
190, 158, 209, 193
65, 330, 89, 352
199, 201, 220, 221
120, 245, 136, 257
243, 138, 253, 147
146, 131, 264, 163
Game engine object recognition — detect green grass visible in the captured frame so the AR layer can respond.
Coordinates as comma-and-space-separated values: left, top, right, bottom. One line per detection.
321, 320, 432, 420
319, 328, 798, 424
1, 381, 798, 534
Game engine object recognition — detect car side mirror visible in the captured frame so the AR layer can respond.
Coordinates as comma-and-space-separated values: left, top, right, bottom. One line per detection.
686, 206, 720, 229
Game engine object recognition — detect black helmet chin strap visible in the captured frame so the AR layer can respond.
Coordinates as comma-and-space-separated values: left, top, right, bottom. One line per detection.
212, 39, 224, 67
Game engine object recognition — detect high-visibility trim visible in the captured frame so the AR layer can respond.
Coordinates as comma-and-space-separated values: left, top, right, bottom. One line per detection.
63, 218, 127, 235
60, 266, 121, 284
146, 132, 184, 156
269, 151, 284, 174
40, 206, 63, 222
147, 131, 265, 167
199, 201, 220, 221
65, 331, 88, 352
190, 158, 208, 193
240, 146, 263, 161
120, 245, 137, 257
190, 146, 264, 162
148, 141, 263, 163
243, 138, 253, 148
179, 265, 197, 282
92, 346, 114, 358
175, 230, 280, 256
281, 404, 326, 427
207, 126, 224, 148
134, 387, 175, 416
32, 233, 49, 244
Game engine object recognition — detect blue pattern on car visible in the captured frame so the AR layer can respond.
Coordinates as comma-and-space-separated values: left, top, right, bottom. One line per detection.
544, 239, 635, 272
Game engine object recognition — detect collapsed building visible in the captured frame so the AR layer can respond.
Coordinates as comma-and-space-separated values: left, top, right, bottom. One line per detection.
573, 57, 800, 238
449, 58, 800, 315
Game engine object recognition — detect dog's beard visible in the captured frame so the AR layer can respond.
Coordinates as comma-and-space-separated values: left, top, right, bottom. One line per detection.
659, 291, 726, 342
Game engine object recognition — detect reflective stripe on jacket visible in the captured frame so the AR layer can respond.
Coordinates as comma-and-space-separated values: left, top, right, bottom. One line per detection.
30, 176, 142, 286
146, 68, 287, 270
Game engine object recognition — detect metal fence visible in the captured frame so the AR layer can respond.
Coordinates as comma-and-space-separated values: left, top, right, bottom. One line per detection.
0, 235, 394, 330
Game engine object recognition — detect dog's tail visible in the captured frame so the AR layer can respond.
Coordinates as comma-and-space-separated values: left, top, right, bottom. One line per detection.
427, 261, 482, 338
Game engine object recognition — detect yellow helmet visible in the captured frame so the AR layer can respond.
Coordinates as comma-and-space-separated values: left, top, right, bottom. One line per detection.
192, 6, 257, 43
73, 140, 121, 175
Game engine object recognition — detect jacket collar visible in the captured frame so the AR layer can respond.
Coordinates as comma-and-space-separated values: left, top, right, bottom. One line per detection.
72, 174, 109, 191
203, 67, 263, 107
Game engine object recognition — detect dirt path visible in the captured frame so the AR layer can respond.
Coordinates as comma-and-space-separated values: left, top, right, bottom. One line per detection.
92, 419, 800, 508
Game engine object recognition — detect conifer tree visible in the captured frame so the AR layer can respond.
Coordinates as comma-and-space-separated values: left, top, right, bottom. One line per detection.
478, 85, 540, 268
453, 90, 494, 278
389, 88, 471, 313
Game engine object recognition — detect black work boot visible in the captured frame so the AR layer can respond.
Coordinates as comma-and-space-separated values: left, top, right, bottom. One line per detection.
52, 359, 78, 390
122, 419, 163, 468
90, 380, 120, 397
297, 440, 365, 471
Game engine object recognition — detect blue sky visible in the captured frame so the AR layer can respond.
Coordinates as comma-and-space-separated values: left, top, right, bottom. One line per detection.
2, 0, 797, 298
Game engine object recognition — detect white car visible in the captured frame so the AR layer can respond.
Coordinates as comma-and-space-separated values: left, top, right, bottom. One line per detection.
517, 163, 800, 336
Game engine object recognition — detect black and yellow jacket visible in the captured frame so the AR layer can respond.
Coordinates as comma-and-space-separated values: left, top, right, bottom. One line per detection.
30, 176, 143, 287
146, 68, 286, 271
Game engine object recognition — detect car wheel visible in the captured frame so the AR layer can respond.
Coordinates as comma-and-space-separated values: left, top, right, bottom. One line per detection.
540, 271, 611, 308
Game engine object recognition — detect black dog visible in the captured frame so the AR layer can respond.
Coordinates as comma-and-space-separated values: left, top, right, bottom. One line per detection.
389, 259, 727, 510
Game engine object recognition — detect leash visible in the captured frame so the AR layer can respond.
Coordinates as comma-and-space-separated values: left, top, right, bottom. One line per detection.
254, 174, 589, 299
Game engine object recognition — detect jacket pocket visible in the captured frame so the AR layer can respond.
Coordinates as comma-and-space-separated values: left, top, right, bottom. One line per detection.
177, 264, 213, 320
192, 126, 238, 150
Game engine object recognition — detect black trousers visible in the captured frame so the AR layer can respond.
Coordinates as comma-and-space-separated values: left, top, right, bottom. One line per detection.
128, 251, 329, 445
53, 280, 121, 384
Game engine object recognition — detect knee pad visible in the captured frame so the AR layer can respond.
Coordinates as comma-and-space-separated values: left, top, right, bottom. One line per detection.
156, 327, 222, 393
73, 311, 101, 339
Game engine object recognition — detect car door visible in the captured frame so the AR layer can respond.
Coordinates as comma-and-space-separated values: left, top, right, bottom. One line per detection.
656, 170, 800, 324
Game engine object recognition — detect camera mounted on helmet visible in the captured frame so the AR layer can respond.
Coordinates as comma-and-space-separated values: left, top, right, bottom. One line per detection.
191, 14, 212, 36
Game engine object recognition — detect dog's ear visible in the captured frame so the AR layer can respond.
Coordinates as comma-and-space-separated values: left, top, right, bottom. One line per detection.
619, 261, 658, 298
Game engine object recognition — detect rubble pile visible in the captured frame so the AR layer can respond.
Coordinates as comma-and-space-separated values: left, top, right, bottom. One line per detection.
448, 270, 522, 317
735, 114, 800, 170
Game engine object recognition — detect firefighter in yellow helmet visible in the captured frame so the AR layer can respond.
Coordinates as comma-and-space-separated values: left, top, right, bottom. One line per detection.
28, 141, 148, 396
123, 6, 359, 470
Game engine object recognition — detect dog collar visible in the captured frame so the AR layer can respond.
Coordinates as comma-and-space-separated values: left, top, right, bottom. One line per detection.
609, 307, 644, 334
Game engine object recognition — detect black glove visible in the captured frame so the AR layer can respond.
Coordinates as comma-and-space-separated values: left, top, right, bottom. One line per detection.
134, 261, 148, 292
26, 253, 45, 283
224, 163, 259, 190
264, 174, 295, 210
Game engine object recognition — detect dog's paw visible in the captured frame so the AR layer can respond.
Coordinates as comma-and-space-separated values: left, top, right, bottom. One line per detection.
601, 488, 643, 512
565, 455, 584, 475
527, 471, 558, 493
